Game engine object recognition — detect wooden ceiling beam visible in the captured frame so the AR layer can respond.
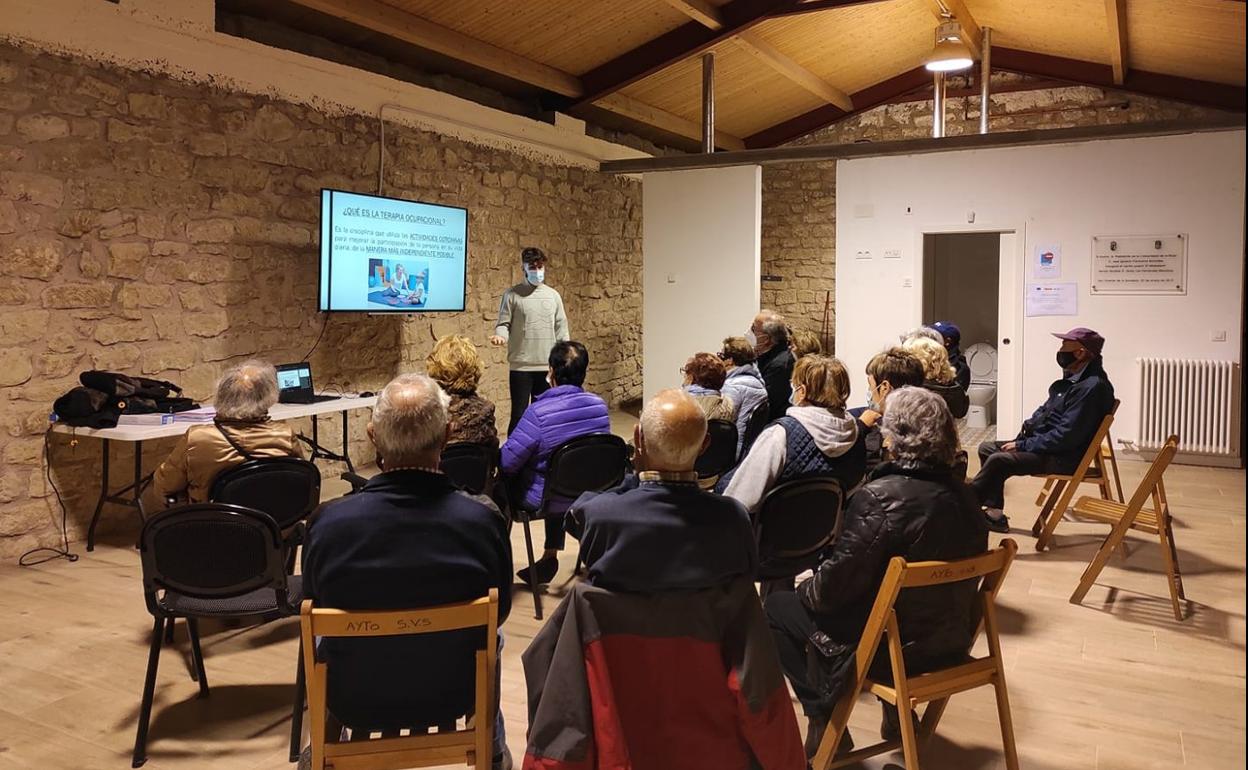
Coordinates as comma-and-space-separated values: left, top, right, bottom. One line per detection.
593, 93, 746, 150
927, 0, 982, 59
1105, 0, 1129, 85
768, 0, 894, 16
286, 0, 583, 97
661, 0, 854, 113
573, 0, 798, 108
744, 66, 931, 147
993, 48, 1246, 112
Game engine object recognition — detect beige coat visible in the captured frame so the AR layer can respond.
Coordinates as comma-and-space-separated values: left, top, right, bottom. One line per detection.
151, 421, 304, 504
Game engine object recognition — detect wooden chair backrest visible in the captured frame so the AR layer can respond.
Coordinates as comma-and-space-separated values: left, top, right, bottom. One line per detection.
1076, 399, 1120, 476
841, 540, 1018, 709
1122, 434, 1179, 516
299, 589, 499, 770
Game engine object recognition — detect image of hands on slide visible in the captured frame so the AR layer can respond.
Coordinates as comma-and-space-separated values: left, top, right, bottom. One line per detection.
367, 259, 429, 308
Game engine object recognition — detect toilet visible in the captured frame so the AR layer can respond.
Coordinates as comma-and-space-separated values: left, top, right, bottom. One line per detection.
965, 342, 998, 429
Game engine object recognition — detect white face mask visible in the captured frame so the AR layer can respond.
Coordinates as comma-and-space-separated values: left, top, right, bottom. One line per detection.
789, 384, 803, 406
745, 329, 758, 348
525, 267, 545, 286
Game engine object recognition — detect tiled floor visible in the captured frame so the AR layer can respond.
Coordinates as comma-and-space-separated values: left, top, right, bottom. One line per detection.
0, 414, 1243, 769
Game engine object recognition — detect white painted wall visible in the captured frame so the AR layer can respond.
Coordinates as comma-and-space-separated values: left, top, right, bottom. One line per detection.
643, 166, 762, 403
836, 130, 1246, 449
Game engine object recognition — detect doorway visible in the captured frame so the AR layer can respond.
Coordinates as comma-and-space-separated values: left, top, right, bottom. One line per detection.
922, 232, 1003, 445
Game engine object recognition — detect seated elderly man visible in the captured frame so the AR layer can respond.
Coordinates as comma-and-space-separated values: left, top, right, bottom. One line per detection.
149, 359, 301, 505
575, 389, 757, 592
972, 327, 1114, 533
303, 373, 513, 770
855, 347, 926, 474
750, 309, 796, 421
501, 340, 610, 585
764, 388, 988, 759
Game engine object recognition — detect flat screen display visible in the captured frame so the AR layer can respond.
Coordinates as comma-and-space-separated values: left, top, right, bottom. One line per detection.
318, 189, 468, 312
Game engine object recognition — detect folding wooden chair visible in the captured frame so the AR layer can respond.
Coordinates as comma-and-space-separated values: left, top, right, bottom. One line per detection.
1030, 399, 1120, 551
299, 589, 499, 770
812, 540, 1019, 770
1069, 435, 1187, 621
1033, 431, 1124, 506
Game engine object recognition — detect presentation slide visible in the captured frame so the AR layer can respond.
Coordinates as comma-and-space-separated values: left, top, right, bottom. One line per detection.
319, 189, 468, 312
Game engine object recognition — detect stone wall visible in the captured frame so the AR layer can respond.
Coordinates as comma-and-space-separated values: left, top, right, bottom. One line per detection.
760, 74, 1232, 351
0, 42, 641, 560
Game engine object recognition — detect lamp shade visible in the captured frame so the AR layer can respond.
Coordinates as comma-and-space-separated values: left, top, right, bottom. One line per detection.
926, 36, 974, 72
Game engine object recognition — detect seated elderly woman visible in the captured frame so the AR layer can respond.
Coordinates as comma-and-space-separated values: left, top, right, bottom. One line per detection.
426, 334, 499, 450
763, 387, 989, 758
720, 354, 865, 514
902, 336, 969, 419
789, 328, 823, 360
681, 352, 736, 422
719, 336, 769, 458
149, 359, 302, 505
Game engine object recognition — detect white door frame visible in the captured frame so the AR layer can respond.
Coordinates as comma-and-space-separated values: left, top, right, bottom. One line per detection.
913, 223, 1026, 439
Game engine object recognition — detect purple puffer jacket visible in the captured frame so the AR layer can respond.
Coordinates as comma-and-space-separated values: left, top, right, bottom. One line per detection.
500, 384, 612, 512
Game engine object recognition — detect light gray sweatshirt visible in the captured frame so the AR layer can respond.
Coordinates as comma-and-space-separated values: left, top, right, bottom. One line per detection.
724, 404, 859, 514
494, 282, 569, 371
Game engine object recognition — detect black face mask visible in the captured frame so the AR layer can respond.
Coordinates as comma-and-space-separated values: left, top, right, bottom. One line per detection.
1056, 351, 1079, 370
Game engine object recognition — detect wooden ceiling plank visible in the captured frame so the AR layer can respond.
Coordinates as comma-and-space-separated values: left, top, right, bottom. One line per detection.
769, 0, 895, 16
927, 0, 982, 59
574, 0, 797, 108
734, 33, 855, 110
595, 93, 747, 150
287, 0, 583, 96
662, 0, 854, 113
1105, 0, 1129, 85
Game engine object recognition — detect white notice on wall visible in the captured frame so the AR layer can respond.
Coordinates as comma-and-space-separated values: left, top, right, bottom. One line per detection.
1091, 234, 1187, 294
1033, 242, 1061, 278
1025, 282, 1078, 317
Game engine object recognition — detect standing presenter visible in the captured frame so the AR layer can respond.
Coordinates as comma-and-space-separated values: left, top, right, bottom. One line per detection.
490, 246, 569, 434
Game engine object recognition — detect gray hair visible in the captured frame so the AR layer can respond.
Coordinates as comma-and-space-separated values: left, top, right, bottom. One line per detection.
900, 326, 943, 345
371, 373, 451, 464
880, 387, 959, 467
758, 309, 789, 346
214, 359, 278, 421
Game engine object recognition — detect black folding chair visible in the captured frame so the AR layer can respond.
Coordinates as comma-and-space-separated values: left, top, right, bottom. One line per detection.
439, 441, 497, 495
210, 457, 322, 573
695, 419, 739, 481
755, 478, 844, 596
739, 402, 771, 459
133, 503, 305, 768
515, 433, 630, 619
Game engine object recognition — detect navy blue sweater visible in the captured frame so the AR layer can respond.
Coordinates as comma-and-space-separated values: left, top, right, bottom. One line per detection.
302, 469, 512, 730
1016, 358, 1115, 469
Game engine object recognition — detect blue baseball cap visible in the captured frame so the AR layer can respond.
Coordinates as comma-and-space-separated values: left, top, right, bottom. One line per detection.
930, 321, 961, 343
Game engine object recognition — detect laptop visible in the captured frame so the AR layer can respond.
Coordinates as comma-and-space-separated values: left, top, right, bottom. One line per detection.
276, 362, 338, 404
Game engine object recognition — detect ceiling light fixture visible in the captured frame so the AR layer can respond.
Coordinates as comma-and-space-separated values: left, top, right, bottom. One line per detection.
925, 19, 974, 72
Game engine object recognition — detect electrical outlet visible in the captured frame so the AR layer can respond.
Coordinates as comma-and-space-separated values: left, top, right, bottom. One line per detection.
901, 277, 913, 289
1211, 330, 1227, 342
883, 248, 902, 260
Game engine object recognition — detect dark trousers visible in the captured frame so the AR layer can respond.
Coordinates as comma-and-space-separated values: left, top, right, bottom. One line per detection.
507, 370, 549, 435
543, 512, 567, 551
764, 590, 825, 717
970, 440, 1059, 509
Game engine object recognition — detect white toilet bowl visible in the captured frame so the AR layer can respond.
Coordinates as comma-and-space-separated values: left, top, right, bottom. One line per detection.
964, 343, 998, 429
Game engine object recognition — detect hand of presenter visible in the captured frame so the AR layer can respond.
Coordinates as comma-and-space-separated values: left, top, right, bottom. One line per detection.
490, 335, 506, 347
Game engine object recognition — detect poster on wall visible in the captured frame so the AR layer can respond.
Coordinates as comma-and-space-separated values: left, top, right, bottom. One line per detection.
1090, 234, 1187, 294
1025, 282, 1078, 317
1033, 243, 1061, 278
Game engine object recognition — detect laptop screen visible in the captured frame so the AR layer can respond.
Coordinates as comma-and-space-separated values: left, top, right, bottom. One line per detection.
277, 364, 312, 392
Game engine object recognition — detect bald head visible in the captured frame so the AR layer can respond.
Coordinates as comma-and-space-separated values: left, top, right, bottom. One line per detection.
368, 373, 451, 467
638, 389, 708, 471
215, 359, 278, 420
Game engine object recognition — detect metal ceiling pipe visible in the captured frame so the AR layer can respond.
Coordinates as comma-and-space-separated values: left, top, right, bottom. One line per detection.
701, 52, 715, 153
933, 71, 946, 138
980, 27, 992, 134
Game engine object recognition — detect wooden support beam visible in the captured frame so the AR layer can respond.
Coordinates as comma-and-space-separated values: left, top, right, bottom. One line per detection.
574, 0, 796, 108
662, 0, 854, 111
769, 0, 893, 16
1105, 0, 1129, 85
744, 66, 930, 147
601, 115, 1246, 174
928, 0, 983, 58
287, 0, 583, 97
993, 48, 1246, 111
593, 93, 746, 150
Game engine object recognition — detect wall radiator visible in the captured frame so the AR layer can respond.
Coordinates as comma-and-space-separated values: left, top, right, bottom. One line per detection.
1138, 358, 1240, 456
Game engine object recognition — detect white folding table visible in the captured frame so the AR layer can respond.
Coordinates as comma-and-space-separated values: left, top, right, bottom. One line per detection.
50, 395, 377, 551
